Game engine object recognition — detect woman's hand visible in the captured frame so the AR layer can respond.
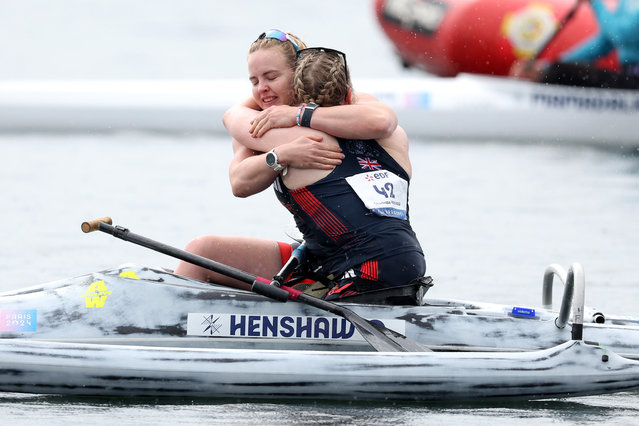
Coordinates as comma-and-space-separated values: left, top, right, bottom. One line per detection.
277, 135, 344, 170
250, 105, 298, 138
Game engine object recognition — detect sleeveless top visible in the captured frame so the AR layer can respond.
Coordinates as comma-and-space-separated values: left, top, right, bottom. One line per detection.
273, 137, 424, 280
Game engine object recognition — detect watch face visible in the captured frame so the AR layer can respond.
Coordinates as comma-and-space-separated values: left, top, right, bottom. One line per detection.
266, 152, 277, 167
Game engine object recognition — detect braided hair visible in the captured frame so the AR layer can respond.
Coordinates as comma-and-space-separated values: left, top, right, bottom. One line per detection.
293, 49, 351, 107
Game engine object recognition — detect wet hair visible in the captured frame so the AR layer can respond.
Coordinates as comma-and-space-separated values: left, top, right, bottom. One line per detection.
249, 31, 307, 71
293, 49, 351, 107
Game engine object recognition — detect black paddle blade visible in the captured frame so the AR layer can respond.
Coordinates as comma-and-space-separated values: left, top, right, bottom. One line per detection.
295, 292, 430, 352
343, 309, 430, 352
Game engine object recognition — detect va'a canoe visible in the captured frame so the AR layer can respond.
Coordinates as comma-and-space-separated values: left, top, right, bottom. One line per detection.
3, 264, 639, 355
2, 263, 639, 400
1, 337, 638, 401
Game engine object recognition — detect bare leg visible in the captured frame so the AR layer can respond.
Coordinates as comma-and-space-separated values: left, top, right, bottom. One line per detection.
173, 235, 283, 290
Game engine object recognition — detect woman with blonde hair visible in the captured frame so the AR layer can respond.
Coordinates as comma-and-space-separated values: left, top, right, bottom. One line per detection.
175, 31, 426, 300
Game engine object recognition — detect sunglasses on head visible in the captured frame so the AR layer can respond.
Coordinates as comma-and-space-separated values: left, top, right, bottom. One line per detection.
298, 47, 347, 65
297, 47, 350, 82
256, 29, 299, 53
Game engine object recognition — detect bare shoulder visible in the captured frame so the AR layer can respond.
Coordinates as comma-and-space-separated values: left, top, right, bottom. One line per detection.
378, 126, 408, 151
377, 126, 412, 177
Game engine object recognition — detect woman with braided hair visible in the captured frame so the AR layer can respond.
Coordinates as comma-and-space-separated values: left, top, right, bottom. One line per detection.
293, 48, 351, 107
175, 32, 425, 300
224, 30, 399, 198
266, 47, 425, 299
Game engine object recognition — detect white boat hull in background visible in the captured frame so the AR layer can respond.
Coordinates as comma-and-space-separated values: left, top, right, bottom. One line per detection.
1, 76, 637, 148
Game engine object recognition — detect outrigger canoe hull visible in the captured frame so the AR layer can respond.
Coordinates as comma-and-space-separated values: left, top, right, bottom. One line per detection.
2, 265, 639, 356
1, 338, 638, 401
3, 264, 639, 400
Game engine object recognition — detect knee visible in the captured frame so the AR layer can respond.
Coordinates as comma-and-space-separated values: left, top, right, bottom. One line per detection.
184, 235, 216, 257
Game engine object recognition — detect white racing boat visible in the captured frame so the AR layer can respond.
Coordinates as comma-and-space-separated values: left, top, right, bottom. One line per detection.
1, 75, 638, 148
2, 219, 639, 401
1, 338, 636, 401
3, 262, 639, 356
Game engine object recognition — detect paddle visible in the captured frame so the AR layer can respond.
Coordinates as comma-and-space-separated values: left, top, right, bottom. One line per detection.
531, 0, 587, 61
81, 217, 428, 352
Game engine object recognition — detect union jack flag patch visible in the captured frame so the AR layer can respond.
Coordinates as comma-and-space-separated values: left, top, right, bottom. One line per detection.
357, 157, 382, 170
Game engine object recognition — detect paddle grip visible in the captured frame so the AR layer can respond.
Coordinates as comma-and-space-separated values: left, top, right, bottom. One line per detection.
81, 217, 113, 233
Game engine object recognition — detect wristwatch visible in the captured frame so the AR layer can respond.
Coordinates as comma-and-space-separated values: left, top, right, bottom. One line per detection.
265, 149, 286, 172
300, 103, 318, 127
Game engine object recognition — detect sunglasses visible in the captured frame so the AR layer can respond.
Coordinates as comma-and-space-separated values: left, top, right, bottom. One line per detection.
297, 47, 350, 84
256, 29, 299, 53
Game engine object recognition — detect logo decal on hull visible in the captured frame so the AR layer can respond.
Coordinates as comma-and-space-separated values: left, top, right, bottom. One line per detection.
119, 270, 140, 279
187, 313, 406, 341
83, 280, 112, 308
0, 309, 37, 332
201, 314, 223, 335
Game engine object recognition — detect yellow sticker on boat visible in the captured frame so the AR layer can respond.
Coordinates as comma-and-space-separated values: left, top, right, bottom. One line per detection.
119, 270, 140, 279
83, 280, 112, 308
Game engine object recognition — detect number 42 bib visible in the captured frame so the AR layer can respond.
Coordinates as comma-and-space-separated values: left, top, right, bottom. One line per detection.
345, 170, 408, 220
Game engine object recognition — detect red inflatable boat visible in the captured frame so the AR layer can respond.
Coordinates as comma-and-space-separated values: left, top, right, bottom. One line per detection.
375, 0, 619, 77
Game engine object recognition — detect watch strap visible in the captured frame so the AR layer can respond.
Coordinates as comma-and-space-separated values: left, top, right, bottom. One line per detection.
300, 103, 318, 128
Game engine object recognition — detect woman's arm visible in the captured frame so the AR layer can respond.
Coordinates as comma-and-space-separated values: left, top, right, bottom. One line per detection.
298, 92, 397, 140
222, 102, 260, 145
229, 135, 344, 198
225, 104, 328, 152
225, 103, 355, 161
245, 92, 398, 140
376, 126, 412, 178
229, 140, 279, 198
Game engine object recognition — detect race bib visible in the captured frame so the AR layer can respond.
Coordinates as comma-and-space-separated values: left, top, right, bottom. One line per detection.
345, 170, 408, 220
